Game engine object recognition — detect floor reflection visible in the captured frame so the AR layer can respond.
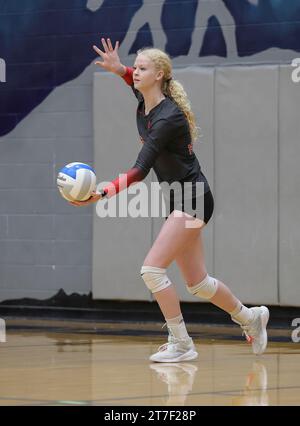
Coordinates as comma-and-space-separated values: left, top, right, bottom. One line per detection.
150, 363, 198, 406
150, 360, 270, 406
232, 361, 269, 406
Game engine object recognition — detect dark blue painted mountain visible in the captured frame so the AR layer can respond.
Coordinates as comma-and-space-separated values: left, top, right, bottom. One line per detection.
0, 0, 142, 136
163, 0, 300, 57
0, 0, 299, 137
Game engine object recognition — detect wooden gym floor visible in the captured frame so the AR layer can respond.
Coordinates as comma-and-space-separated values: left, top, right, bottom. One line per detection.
0, 319, 299, 406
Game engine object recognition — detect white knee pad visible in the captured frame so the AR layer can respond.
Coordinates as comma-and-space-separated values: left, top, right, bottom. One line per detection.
140, 266, 172, 294
186, 274, 218, 300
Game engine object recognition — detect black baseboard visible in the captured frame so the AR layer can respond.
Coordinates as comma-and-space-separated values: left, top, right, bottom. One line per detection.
0, 289, 299, 329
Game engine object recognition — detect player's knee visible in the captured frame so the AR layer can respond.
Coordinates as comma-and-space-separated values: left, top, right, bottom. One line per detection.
186, 274, 218, 299
140, 265, 172, 294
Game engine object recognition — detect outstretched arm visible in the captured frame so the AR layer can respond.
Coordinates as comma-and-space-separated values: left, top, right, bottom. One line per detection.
70, 118, 175, 207
69, 166, 146, 206
100, 166, 146, 198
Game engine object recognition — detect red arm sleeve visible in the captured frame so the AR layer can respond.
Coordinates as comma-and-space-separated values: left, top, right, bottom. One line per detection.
121, 66, 134, 86
121, 66, 143, 101
102, 166, 146, 199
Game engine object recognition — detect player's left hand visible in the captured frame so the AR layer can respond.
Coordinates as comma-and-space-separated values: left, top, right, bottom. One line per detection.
68, 191, 102, 207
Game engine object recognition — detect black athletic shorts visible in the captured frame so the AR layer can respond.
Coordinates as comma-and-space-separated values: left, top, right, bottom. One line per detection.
165, 189, 214, 225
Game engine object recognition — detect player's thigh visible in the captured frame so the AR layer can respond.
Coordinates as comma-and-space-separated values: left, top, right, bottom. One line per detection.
175, 230, 207, 286
143, 210, 204, 268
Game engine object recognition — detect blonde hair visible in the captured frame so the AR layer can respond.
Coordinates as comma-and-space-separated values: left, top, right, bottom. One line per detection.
137, 47, 201, 143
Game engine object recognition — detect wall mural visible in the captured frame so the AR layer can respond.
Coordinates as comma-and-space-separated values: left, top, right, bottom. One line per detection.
0, 0, 299, 136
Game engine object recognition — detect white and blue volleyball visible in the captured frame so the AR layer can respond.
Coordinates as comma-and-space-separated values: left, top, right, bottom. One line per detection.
57, 162, 96, 202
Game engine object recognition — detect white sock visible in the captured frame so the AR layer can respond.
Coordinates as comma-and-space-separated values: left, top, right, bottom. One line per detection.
230, 301, 254, 325
166, 314, 190, 340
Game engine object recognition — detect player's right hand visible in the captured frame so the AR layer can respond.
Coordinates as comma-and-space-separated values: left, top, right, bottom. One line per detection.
93, 38, 125, 76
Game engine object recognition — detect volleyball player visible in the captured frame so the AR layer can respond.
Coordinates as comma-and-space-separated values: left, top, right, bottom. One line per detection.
70, 38, 269, 363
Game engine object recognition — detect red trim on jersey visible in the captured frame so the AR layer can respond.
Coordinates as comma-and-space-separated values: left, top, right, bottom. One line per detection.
121, 66, 134, 86
102, 167, 145, 198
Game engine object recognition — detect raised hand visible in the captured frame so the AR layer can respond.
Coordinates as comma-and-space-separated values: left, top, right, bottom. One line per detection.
93, 38, 125, 76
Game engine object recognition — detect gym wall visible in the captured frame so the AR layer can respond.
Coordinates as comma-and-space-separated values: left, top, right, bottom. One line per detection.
0, 0, 299, 306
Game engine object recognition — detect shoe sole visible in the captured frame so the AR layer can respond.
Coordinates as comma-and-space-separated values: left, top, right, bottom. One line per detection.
254, 306, 269, 355
150, 349, 198, 363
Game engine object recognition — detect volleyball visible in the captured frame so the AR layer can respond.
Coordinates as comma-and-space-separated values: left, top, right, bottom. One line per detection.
57, 162, 96, 202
